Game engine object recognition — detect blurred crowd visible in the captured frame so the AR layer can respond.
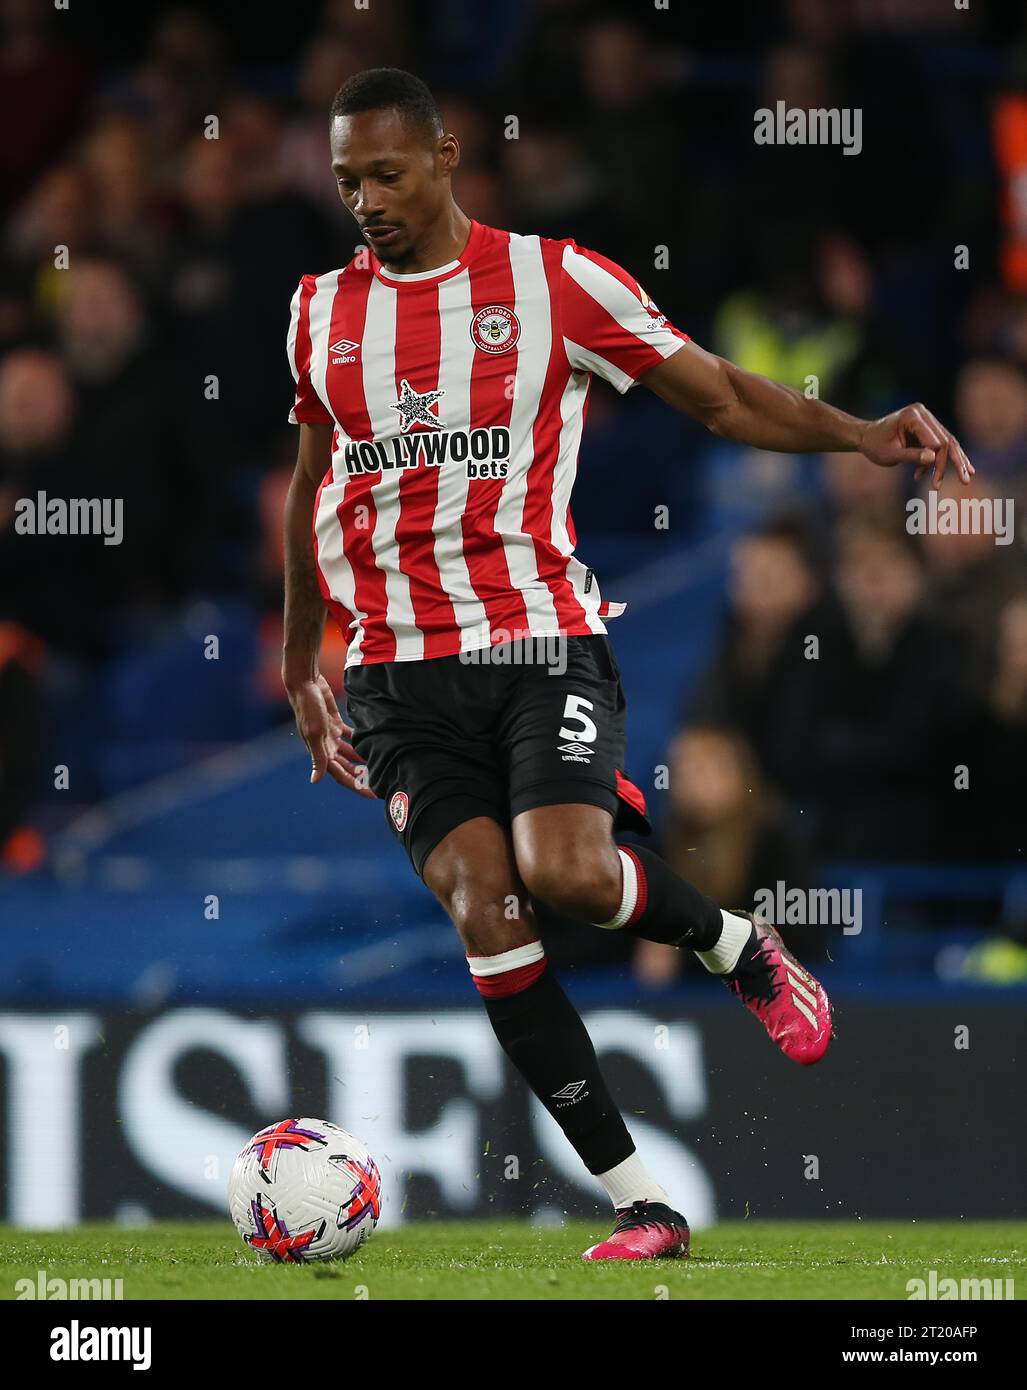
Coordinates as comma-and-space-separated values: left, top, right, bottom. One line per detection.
0, 0, 1024, 925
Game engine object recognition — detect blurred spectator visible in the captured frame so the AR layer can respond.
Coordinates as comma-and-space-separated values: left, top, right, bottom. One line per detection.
633, 724, 813, 986
687, 515, 824, 785
281, 35, 367, 221
0, 333, 167, 661
100, 7, 225, 168
56, 254, 148, 384
323, 0, 409, 68
4, 164, 94, 323
817, 233, 933, 415
955, 594, 1027, 864
167, 101, 337, 447
1000, 295, 1027, 373
0, 619, 45, 867
772, 517, 961, 860
712, 263, 861, 402
574, 18, 695, 296
731, 44, 851, 243
451, 167, 509, 230
0, 0, 90, 217
711, 227, 916, 412
54, 252, 187, 561
784, 0, 845, 49
820, 448, 906, 527
705, 229, 921, 524
954, 355, 1027, 494
920, 477, 1025, 679
51, 257, 200, 623
78, 112, 173, 287
0, 347, 85, 650
437, 93, 493, 169
991, 594, 1027, 725
503, 127, 607, 247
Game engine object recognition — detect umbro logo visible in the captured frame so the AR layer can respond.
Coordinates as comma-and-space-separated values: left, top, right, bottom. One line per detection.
559, 741, 593, 763
330, 338, 359, 364
552, 1080, 588, 1105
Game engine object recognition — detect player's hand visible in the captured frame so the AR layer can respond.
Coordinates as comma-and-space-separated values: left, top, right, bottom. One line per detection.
286, 673, 376, 798
859, 403, 974, 488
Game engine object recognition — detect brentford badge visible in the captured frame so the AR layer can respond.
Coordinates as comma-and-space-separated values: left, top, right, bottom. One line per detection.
470, 305, 520, 354
389, 790, 409, 832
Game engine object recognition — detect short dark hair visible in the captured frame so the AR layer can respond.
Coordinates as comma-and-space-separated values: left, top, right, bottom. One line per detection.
751, 512, 826, 577
329, 67, 442, 143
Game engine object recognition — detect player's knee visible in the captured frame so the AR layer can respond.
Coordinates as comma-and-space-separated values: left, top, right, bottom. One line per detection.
422, 821, 539, 955
519, 845, 622, 923
448, 889, 536, 957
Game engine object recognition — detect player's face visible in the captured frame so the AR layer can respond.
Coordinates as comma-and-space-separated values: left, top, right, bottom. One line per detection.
330, 108, 454, 267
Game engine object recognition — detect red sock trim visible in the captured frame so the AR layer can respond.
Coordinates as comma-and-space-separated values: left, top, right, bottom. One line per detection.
471, 958, 548, 998
620, 846, 648, 926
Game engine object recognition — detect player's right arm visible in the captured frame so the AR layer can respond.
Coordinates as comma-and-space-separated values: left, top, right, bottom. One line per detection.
282, 422, 373, 796
557, 241, 972, 487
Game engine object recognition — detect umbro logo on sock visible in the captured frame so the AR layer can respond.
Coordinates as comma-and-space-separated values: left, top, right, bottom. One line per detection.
552, 1079, 589, 1106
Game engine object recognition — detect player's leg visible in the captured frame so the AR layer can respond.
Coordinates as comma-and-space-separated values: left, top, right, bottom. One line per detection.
505, 636, 833, 1065
503, 632, 749, 956
512, 803, 731, 954
344, 655, 688, 1258
419, 812, 686, 1256
515, 802, 833, 1065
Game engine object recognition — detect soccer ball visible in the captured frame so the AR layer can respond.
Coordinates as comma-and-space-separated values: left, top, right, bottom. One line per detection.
228, 1117, 382, 1263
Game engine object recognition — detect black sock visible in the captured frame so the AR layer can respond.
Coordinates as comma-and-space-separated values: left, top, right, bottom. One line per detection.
482, 967, 634, 1176
612, 844, 723, 950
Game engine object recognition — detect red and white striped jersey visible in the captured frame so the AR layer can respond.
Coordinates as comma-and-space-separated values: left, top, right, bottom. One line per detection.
287, 219, 689, 667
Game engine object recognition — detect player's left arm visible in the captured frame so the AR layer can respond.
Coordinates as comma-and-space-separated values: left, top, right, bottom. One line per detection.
640, 340, 974, 488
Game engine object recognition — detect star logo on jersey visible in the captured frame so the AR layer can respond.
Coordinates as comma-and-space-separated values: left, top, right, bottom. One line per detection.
390, 378, 446, 432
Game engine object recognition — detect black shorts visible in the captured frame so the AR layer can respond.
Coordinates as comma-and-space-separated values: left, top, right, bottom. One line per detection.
342, 634, 651, 880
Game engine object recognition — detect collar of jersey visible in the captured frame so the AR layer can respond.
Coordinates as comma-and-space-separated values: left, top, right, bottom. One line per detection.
371, 219, 484, 286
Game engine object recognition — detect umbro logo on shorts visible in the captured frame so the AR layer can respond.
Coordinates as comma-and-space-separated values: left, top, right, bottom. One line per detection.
389, 790, 409, 832
559, 741, 594, 762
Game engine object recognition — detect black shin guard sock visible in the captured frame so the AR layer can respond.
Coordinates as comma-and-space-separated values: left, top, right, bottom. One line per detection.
616, 844, 723, 951
483, 968, 634, 1176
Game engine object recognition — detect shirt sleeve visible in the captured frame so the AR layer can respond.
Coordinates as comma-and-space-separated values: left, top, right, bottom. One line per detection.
286, 275, 334, 425
558, 242, 690, 393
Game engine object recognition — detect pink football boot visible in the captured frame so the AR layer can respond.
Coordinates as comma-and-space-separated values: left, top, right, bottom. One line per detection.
582, 1200, 690, 1261
725, 913, 835, 1065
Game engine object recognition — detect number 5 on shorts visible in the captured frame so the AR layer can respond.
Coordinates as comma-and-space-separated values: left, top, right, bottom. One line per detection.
559, 693, 598, 745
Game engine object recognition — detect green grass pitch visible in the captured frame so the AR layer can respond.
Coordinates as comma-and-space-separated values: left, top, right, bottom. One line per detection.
2, 1222, 1024, 1299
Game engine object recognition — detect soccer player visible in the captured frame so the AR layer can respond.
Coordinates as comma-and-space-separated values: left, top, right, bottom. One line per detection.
282, 69, 973, 1260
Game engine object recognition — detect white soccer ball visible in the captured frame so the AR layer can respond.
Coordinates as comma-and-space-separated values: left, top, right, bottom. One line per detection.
228, 1117, 381, 1262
